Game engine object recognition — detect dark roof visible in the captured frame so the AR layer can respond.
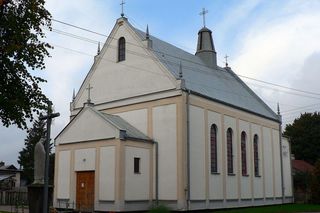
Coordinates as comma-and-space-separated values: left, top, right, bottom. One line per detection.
131, 23, 279, 122
292, 160, 314, 173
0, 164, 18, 171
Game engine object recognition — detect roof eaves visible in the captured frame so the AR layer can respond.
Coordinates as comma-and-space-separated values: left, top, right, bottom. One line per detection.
220, 67, 279, 121
187, 89, 280, 123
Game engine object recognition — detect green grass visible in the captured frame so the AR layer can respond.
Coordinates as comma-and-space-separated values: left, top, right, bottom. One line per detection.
214, 204, 320, 213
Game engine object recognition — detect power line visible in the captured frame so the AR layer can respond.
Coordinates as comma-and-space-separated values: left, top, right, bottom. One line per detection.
282, 103, 320, 114
240, 75, 320, 96
50, 19, 320, 98
50, 19, 320, 101
52, 19, 107, 37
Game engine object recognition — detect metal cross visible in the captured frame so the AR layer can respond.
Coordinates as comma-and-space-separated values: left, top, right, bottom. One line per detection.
224, 55, 229, 67
39, 102, 60, 213
120, 0, 125, 17
86, 83, 93, 103
199, 8, 208, 27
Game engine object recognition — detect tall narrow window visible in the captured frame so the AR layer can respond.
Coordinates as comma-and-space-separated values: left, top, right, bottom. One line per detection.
118, 37, 125, 61
253, 135, 259, 176
134, 157, 140, 174
241, 131, 247, 175
210, 124, 218, 173
227, 128, 233, 174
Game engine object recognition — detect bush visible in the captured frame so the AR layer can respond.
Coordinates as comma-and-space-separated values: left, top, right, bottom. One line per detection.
149, 204, 170, 213
310, 159, 320, 203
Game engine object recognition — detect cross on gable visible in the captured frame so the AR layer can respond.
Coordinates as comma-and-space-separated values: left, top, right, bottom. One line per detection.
120, 0, 125, 17
199, 8, 208, 27
86, 84, 93, 103
224, 55, 229, 67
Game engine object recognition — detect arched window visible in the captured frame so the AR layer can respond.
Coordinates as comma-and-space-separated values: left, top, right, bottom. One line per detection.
241, 131, 247, 175
227, 128, 233, 174
118, 37, 126, 61
210, 124, 218, 173
253, 134, 259, 176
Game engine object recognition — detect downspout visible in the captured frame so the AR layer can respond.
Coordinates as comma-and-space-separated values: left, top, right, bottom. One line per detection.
186, 90, 191, 210
154, 140, 159, 206
278, 106, 285, 203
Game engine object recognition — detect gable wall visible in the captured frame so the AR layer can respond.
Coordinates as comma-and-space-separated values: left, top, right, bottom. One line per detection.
73, 19, 177, 109
56, 108, 118, 144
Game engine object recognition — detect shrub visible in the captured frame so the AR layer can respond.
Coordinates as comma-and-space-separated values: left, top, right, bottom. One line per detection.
149, 204, 170, 213
310, 159, 320, 203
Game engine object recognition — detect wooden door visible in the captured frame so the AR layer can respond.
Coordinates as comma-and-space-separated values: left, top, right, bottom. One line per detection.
76, 171, 95, 212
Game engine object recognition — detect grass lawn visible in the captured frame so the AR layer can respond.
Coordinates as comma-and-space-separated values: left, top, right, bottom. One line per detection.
214, 204, 320, 213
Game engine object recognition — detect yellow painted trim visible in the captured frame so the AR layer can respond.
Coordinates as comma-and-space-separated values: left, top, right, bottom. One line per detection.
221, 114, 226, 201
261, 126, 266, 199
204, 109, 209, 203
236, 119, 241, 199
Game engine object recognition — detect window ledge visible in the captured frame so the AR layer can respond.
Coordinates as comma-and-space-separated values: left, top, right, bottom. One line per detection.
242, 174, 249, 177
255, 175, 261, 178
228, 173, 236, 176
211, 172, 220, 175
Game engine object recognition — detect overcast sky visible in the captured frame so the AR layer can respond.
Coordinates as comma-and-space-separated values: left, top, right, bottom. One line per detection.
1, 0, 320, 166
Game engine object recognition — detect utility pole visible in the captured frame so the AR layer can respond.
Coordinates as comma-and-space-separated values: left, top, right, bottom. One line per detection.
40, 102, 60, 213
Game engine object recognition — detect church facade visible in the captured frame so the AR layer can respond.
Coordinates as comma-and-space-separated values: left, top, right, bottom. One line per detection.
53, 16, 293, 212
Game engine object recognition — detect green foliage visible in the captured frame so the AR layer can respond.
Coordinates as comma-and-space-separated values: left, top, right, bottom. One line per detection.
0, 0, 52, 129
284, 112, 320, 165
148, 205, 170, 213
310, 160, 320, 204
293, 171, 311, 190
17, 118, 46, 184
213, 204, 320, 213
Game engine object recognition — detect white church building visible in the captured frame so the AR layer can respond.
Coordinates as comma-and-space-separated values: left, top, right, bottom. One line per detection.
53, 15, 293, 212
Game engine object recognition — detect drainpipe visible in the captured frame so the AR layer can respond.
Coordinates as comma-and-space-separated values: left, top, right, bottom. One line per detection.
186, 90, 191, 210
154, 140, 159, 206
278, 105, 285, 203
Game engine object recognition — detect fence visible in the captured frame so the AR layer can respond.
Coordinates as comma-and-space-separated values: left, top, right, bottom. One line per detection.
0, 188, 28, 206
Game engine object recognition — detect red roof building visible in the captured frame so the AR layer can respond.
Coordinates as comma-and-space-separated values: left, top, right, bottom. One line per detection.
292, 160, 314, 173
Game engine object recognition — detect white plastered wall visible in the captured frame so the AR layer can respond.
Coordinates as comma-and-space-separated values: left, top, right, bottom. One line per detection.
207, 110, 223, 200
152, 104, 177, 200
189, 105, 206, 200
74, 20, 176, 108
239, 119, 251, 199
263, 127, 274, 198
282, 137, 293, 197
99, 146, 116, 201
251, 124, 263, 198
57, 150, 71, 199
224, 115, 238, 199
115, 108, 148, 135
74, 148, 96, 171
56, 108, 117, 144
124, 146, 150, 200
272, 129, 282, 197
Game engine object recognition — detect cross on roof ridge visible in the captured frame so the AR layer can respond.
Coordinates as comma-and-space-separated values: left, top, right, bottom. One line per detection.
120, 0, 125, 17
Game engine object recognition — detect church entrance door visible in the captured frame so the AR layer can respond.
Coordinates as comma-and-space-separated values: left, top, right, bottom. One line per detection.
76, 171, 95, 212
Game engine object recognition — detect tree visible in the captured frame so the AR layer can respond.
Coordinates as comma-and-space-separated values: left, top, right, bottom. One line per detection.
0, 0, 52, 129
17, 118, 46, 184
284, 112, 320, 165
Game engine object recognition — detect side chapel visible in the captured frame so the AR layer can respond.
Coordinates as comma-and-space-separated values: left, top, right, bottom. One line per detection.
53, 13, 293, 212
